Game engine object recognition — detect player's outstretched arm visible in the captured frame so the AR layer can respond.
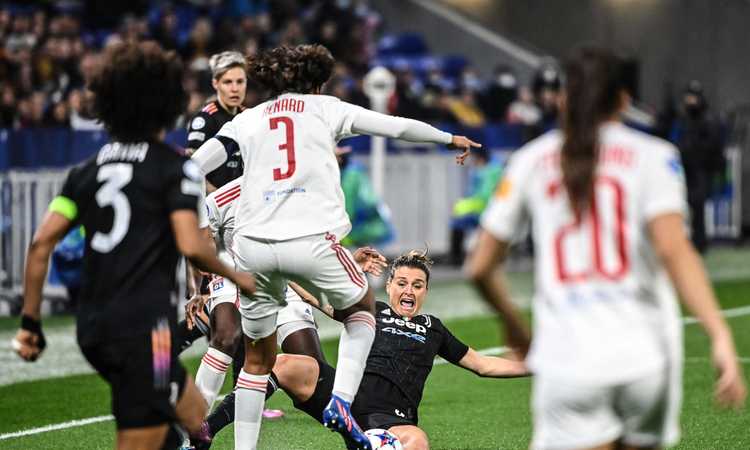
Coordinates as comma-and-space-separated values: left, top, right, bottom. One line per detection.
465, 230, 531, 357
350, 108, 480, 165
15, 211, 72, 361
170, 210, 256, 297
649, 212, 747, 410
457, 348, 530, 378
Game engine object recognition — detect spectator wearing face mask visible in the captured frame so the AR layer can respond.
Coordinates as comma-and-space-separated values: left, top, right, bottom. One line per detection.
479, 65, 518, 123
669, 80, 725, 253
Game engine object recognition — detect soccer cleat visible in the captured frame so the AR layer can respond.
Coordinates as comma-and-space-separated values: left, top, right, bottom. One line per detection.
322, 395, 372, 450
262, 408, 285, 419
189, 421, 213, 450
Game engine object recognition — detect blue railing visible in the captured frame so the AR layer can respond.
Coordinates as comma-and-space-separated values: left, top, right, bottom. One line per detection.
0, 124, 529, 170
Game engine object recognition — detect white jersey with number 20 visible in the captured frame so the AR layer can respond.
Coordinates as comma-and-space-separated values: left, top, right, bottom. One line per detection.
482, 122, 688, 385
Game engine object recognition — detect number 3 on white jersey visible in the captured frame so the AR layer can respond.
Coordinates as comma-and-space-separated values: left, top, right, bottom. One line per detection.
92, 163, 133, 253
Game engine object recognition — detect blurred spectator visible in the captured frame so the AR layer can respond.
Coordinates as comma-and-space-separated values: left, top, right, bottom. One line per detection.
479, 65, 517, 122
449, 147, 502, 265
507, 86, 542, 142
669, 80, 725, 253
44, 100, 69, 127
151, 7, 180, 51
337, 146, 394, 248
507, 86, 540, 126
530, 64, 561, 137
68, 88, 102, 130
0, 84, 16, 127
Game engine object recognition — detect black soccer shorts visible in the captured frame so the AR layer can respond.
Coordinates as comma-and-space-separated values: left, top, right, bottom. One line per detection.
80, 321, 187, 429
294, 360, 417, 430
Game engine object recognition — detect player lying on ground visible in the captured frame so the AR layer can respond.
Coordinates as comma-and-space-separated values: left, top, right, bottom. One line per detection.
467, 46, 746, 450
263, 250, 528, 450
184, 249, 388, 450
13, 41, 256, 450
191, 43, 480, 450
180, 176, 388, 448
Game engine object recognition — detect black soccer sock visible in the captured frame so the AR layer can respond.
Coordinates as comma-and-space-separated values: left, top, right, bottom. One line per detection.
265, 372, 280, 400
206, 391, 236, 436
176, 319, 204, 354
160, 423, 186, 450
231, 343, 245, 383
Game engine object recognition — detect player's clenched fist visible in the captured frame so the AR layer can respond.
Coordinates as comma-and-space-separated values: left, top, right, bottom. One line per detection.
13, 315, 47, 362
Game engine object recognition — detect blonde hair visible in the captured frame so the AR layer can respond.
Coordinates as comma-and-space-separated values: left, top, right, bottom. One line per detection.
209, 51, 246, 80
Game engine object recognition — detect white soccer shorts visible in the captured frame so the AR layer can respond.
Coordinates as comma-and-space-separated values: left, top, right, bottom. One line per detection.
207, 274, 238, 312
206, 251, 239, 313
233, 232, 368, 339
531, 368, 680, 450
276, 287, 317, 346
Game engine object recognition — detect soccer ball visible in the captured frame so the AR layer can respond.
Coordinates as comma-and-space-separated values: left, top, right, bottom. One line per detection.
365, 428, 403, 450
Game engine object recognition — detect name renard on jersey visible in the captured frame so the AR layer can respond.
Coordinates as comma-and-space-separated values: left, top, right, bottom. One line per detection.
262, 97, 305, 116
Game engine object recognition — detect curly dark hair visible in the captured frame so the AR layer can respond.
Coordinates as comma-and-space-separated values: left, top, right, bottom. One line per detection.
246, 44, 335, 97
88, 41, 187, 142
387, 249, 434, 285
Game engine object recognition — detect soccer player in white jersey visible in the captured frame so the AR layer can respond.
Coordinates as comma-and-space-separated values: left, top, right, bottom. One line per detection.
185, 176, 388, 449
191, 44, 479, 450
466, 46, 746, 450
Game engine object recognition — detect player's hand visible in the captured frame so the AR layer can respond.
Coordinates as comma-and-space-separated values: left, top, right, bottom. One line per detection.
185, 294, 209, 330
12, 324, 45, 362
447, 135, 481, 165
712, 337, 747, 410
353, 246, 388, 276
233, 271, 257, 297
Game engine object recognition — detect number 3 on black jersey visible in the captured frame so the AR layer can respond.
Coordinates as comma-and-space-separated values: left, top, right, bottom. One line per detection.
92, 163, 133, 253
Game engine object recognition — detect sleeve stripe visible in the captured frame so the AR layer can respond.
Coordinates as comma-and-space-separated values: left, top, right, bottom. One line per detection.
48, 196, 78, 221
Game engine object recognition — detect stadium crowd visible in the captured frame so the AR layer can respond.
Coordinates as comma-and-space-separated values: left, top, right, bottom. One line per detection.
0, 0, 568, 135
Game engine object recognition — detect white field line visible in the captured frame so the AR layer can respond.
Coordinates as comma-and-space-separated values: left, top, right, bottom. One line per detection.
2, 305, 750, 441
0, 415, 113, 440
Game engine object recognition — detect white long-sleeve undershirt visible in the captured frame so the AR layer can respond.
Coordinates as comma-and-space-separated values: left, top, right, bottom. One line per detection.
190, 107, 453, 176
350, 108, 453, 144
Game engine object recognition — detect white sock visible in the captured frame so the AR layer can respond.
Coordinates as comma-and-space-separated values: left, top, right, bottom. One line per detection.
195, 347, 232, 410
235, 370, 268, 450
332, 311, 376, 403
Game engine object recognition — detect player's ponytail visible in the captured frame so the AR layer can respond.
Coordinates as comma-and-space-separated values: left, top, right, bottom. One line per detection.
560, 46, 625, 215
388, 248, 434, 285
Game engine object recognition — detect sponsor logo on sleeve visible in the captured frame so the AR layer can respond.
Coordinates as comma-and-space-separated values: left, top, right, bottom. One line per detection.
191, 117, 206, 130
188, 131, 205, 142
494, 178, 512, 199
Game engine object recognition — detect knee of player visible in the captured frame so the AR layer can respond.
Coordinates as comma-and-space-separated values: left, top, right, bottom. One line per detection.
210, 327, 241, 354
243, 353, 276, 374
397, 427, 429, 450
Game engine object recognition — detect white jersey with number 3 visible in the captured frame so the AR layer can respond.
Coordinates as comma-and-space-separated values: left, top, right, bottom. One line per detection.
482, 122, 687, 384
214, 93, 451, 241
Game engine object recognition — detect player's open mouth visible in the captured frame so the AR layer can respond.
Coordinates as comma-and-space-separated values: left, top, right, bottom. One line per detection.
399, 298, 415, 311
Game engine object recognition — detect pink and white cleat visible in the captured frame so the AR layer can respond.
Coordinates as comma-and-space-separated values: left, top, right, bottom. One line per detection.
262, 408, 285, 420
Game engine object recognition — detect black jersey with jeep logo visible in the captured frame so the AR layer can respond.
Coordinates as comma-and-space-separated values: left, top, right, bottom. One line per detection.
355, 301, 469, 417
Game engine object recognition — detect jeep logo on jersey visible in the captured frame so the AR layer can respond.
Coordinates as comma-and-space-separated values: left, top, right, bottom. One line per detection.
380, 316, 427, 334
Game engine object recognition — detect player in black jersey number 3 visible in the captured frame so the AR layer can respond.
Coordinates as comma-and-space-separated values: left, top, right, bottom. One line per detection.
13, 42, 256, 450
266, 250, 529, 450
